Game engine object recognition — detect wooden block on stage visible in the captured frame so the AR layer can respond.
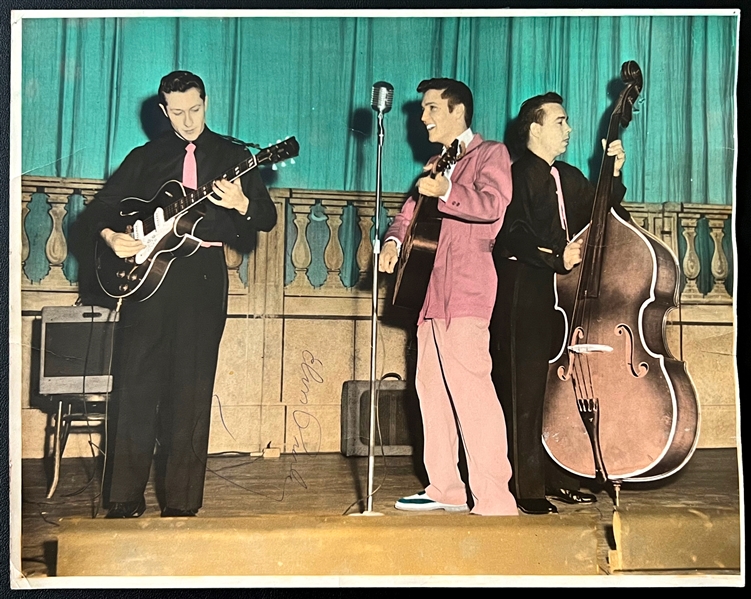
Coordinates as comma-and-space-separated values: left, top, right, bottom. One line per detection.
56, 514, 599, 577
610, 506, 741, 571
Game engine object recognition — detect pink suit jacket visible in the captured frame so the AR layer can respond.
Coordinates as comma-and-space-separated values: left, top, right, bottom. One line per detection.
385, 134, 513, 325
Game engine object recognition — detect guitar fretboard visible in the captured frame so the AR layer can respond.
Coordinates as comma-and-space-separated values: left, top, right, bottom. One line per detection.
141, 154, 259, 235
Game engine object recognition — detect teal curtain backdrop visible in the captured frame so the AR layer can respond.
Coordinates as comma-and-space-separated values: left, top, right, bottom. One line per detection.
22, 15, 736, 205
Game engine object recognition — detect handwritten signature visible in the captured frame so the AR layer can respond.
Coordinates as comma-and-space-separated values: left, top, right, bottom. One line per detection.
206, 351, 325, 501
300, 350, 324, 404
284, 350, 324, 492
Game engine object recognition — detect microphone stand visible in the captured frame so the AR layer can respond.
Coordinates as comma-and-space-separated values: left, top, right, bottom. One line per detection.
354, 109, 386, 517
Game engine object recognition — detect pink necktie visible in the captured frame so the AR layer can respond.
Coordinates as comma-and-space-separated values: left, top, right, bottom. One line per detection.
550, 166, 570, 241
183, 142, 197, 190
183, 142, 222, 248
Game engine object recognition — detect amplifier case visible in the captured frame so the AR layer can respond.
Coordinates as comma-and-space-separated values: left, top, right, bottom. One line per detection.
340, 379, 420, 457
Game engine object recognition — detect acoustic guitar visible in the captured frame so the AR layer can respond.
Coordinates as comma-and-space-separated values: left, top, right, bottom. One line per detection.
392, 139, 460, 310
95, 137, 299, 302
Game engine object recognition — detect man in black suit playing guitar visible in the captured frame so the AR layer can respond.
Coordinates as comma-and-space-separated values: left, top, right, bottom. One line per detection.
90, 71, 276, 518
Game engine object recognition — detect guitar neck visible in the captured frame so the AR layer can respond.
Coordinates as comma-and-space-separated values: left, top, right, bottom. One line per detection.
133, 136, 299, 236
165, 154, 259, 220
138, 155, 259, 236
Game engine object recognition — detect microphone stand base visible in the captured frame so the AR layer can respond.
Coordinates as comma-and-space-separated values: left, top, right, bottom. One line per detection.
348, 511, 384, 517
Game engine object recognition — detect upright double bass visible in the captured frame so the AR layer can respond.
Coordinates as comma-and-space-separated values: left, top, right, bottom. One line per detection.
542, 61, 700, 499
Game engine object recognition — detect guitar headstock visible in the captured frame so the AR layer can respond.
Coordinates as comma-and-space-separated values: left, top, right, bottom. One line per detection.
433, 138, 460, 176
256, 137, 300, 168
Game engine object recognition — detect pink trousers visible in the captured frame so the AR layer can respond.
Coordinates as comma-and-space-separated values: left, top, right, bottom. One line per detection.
416, 317, 517, 515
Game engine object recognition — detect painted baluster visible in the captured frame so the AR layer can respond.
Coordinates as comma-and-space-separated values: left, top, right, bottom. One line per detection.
680, 215, 703, 302
61, 192, 86, 284
323, 206, 344, 288
44, 193, 73, 287
356, 206, 374, 283
707, 216, 732, 302
289, 203, 313, 289
224, 245, 246, 293
21, 197, 30, 267
23, 191, 53, 284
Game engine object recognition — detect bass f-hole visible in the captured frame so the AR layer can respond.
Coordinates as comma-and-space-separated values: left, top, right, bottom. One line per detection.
615, 323, 649, 378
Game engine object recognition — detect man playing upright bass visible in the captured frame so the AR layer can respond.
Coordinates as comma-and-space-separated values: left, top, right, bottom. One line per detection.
490, 92, 629, 514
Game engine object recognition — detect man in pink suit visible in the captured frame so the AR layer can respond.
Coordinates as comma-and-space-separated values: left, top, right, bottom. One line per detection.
379, 78, 517, 516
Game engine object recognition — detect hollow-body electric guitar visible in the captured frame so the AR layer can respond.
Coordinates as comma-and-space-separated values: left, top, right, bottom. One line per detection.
95, 137, 299, 302
391, 139, 460, 310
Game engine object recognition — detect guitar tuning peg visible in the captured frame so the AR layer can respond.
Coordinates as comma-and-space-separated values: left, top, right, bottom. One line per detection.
272, 164, 278, 171
289, 158, 296, 165
280, 161, 287, 168
276, 139, 282, 144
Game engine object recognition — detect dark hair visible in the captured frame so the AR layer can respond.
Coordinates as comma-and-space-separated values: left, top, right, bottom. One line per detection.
416, 78, 473, 127
158, 71, 206, 106
516, 92, 564, 145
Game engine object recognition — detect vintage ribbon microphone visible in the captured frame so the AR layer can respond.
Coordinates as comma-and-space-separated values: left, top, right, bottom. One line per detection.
356, 81, 393, 516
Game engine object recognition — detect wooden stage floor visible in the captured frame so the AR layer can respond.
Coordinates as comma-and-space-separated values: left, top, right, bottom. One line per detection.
18, 447, 742, 582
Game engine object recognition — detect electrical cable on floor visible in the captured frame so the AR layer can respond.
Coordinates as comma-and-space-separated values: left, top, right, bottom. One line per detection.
53, 298, 413, 513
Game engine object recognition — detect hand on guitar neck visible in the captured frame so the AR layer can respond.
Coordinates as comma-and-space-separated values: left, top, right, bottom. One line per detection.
208, 178, 250, 214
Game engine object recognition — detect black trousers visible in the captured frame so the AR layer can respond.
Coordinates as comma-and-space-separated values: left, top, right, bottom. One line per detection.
106, 247, 227, 510
490, 258, 579, 500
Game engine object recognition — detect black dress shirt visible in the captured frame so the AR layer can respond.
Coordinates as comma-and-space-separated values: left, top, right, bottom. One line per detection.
89, 126, 276, 253
495, 149, 628, 274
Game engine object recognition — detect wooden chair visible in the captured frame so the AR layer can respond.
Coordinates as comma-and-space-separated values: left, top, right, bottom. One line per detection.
39, 306, 118, 498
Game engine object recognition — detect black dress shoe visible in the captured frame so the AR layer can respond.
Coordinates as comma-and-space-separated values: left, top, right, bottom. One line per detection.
105, 497, 146, 519
546, 488, 597, 504
161, 507, 198, 517
517, 498, 558, 515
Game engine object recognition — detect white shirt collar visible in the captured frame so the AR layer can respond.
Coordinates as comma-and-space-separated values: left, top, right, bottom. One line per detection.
454, 128, 474, 156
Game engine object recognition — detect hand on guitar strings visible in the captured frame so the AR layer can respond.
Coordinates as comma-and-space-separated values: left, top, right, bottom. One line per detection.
100, 227, 145, 258
602, 139, 626, 177
378, 240, 399, 274
209, 177, 250, 214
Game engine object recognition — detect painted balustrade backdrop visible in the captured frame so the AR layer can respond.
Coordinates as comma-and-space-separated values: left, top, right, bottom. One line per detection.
20, 176, 734, 306
18, 175, 738, 455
